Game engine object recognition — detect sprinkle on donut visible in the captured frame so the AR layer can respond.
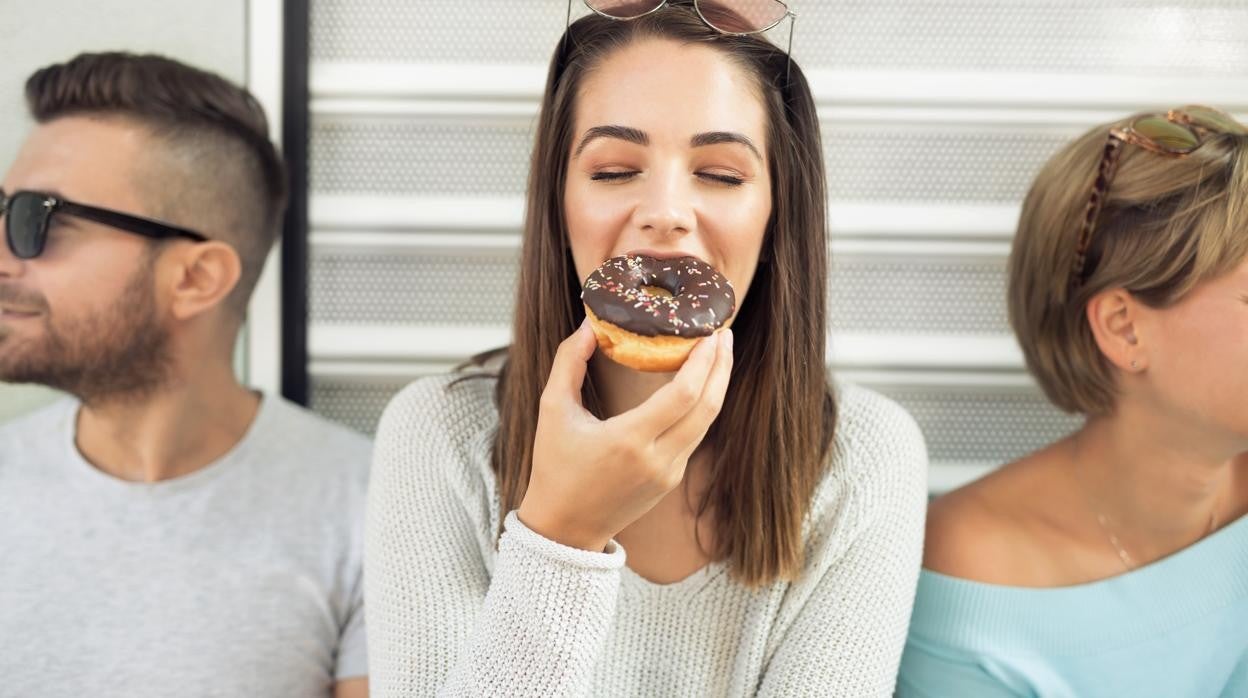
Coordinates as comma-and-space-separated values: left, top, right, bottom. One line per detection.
581, 254, 736, 338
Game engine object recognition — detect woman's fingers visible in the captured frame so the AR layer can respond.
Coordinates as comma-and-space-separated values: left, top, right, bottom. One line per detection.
657, 328, 734, 462
540, 318, 598, 411
619, 330, 724, 437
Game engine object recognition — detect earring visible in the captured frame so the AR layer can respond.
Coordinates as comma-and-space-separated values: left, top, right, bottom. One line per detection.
1130, 360, 1139, 369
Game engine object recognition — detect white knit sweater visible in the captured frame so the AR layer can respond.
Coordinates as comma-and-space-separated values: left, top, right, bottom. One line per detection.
365, 373, 928, 697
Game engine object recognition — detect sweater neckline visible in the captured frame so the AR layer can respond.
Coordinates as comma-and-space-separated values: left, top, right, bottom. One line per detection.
620, 560, 727, 597
911, 511, 1248, 654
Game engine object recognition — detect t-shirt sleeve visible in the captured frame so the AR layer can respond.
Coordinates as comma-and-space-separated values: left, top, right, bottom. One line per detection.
334, 566, 368, 680
364, 377, 627, 697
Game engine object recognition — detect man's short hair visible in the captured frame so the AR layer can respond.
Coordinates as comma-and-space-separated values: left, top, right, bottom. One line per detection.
24, 51, 289, 317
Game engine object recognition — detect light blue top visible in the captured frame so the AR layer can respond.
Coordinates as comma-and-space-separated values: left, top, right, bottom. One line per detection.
897, 514, 1248, 698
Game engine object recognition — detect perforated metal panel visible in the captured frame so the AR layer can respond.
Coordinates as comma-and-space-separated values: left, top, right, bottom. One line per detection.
310, 248, 519, 325
304, 0, 1245, 494
310, 246, 1007, 335
311, 116, 536, 195
865, 384, 1083, 465
311, 116, 1075, 203
823, 125, 1074, 203
829, 255, 1007, 334
311, 0, 584, 63
310, 376, 418, 435
803, 1, 1248, 74
311, 0, 1248, 74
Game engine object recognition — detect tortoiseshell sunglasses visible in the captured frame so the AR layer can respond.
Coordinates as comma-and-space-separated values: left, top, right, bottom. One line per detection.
1070, 105, 1247, 286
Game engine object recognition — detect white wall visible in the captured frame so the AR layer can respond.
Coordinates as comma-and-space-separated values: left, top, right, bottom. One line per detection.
0, 0, 248, 423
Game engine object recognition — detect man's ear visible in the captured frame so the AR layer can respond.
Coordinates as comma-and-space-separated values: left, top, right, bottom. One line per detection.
1085, 287, 1147, 373
163, 241, 242, 321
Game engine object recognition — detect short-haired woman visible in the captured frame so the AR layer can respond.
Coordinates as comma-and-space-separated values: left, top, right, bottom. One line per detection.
898, 106, 1248, 697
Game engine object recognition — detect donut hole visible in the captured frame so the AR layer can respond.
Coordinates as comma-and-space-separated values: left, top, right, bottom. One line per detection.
640, 285, 674, 299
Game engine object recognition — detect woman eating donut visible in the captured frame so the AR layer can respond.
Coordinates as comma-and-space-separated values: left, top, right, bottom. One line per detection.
365, 2, 928, 695
898, 106, 1248, 696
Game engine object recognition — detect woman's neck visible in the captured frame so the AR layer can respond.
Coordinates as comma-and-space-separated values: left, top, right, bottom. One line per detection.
1070, 402, 1248, 565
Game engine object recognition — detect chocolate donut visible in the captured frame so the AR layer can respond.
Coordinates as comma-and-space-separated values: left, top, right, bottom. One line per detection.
581, 254, 736, 372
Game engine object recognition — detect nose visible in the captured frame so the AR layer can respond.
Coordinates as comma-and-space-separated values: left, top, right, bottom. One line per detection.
631, 165, 696, 240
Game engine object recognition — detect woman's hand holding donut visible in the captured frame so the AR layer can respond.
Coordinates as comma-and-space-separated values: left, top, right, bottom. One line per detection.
517, 319, 734, 552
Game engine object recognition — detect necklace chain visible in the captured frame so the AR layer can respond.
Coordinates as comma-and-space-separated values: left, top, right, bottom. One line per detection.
1073, 440, 1221, 572
1082, 475, 1220, 573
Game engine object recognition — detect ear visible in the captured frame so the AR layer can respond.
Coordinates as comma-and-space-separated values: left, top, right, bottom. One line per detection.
1085, 288, 1147, 373
165, 241, 242, 321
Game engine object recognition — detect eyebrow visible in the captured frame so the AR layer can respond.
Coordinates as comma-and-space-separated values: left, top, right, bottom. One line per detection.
574, 124, 763, 163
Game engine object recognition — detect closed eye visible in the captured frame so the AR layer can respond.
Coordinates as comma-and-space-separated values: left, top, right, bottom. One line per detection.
589, 171, 744, 186
590, 171, 637, 182
699, 172, 744, 186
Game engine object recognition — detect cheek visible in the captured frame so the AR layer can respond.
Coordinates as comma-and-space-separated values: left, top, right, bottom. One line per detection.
1148, 305, 1248, 426
708, 187, 771, 304
40, 261, 142, 325
563, 178, 631, 283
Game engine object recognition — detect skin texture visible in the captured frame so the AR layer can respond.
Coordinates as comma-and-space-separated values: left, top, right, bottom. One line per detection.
0, 115, 367, 693
926, 257, 1248, 587
518, 37, 771, 584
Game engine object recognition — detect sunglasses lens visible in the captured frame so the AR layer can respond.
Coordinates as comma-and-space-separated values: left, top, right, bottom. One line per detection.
585, 0, 664, 19
697, 0, 788, 33
1133, 116, 1201, 152
1177, 105, 1248, 136
5, 193, 48, 259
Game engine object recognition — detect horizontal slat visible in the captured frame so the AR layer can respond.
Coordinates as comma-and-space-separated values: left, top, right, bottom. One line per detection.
308, 324, 1023, 369
308, 237, 1015, 337
312, 62, 1248, 110
306, 363, 1071, 493
310, 194, 1023, 238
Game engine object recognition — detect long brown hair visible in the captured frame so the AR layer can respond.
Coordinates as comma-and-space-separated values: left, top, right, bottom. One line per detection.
468, 1, 836, 587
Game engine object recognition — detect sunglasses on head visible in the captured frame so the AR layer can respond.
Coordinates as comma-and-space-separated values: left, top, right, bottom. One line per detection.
1070, 105, 1248, 287
569, 0, 796, 79
1, 189, 208, 260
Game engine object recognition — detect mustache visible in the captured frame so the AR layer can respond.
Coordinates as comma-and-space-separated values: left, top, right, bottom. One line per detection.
0, 284, 49, 311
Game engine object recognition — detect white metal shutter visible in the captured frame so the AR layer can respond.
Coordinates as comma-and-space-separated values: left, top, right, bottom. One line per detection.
304, 0, 1248, 493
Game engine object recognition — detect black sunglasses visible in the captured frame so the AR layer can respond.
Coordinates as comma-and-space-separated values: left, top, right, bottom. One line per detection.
1, 189, 208, 260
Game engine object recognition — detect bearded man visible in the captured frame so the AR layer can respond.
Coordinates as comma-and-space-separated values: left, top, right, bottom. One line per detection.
0, 53, 370, 698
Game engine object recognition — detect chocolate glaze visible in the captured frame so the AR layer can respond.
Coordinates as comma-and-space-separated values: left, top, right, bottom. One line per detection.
581, 254, 736, 337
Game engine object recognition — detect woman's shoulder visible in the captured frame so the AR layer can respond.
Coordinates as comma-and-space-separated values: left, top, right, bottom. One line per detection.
381, 370, 498, 438
827, 382, 929, 494
799, 383, 929, 555
923, 442, 1077, 585
372, 370, 501, 497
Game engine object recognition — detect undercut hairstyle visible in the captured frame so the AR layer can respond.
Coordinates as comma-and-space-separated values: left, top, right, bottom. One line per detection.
24, 51, 288, 317
1008, 109, 1248, 415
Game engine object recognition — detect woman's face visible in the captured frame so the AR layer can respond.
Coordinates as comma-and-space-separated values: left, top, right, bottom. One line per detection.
564, 37, 773, 323
1134, 255, 1248, 447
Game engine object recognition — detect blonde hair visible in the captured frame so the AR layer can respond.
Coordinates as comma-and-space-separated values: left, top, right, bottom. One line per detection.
1008, 108, 1248, 415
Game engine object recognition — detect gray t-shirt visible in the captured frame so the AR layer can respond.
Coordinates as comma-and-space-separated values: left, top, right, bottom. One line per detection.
0, 395, 371, 698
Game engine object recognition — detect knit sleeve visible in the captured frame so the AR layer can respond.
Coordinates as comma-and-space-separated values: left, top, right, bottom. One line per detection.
364, 376, 627, 697
756, 386, 929, 697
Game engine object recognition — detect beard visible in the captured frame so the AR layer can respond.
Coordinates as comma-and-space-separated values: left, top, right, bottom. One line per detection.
0, 263, 173, 405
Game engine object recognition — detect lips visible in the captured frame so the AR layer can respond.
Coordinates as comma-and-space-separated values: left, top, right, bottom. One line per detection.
625, 248, 710, 266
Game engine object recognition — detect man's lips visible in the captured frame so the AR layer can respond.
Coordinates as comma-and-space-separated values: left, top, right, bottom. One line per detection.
0, 307, 41, 320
